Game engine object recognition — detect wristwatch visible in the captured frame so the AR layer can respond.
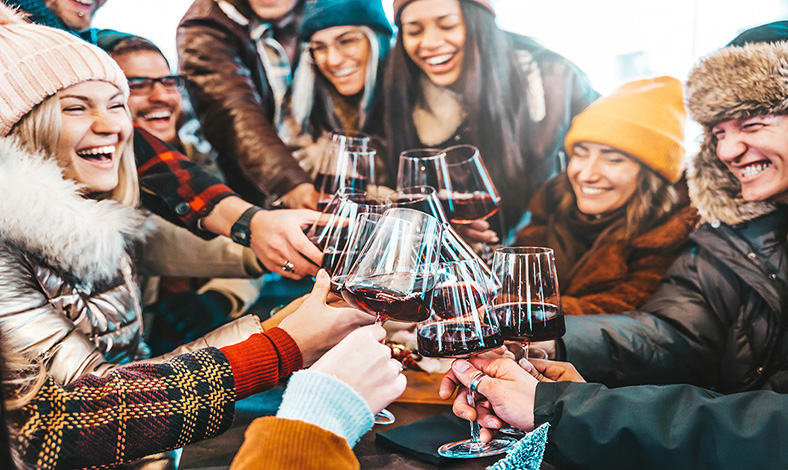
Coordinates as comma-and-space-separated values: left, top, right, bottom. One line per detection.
230, 206, 263, 247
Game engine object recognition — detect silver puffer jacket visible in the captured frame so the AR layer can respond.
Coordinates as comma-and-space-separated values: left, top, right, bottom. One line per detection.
0, 138, 263, 386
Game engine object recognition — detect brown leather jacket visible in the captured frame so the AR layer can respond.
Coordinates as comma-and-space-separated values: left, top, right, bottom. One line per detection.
177, 0, 311, 205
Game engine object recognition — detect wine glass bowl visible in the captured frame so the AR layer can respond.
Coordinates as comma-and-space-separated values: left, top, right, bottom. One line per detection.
417, 261, 503, 357
492, 247, 566, 344
341, 208, 443, 324
441, 145, 501, 225
329, 212, 383, 293
315, 131, 374, 210
396, 148, 449, 191
305, 188, 389, 275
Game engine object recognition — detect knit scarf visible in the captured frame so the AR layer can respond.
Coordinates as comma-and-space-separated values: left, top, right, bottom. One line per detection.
546, 205, 626, 288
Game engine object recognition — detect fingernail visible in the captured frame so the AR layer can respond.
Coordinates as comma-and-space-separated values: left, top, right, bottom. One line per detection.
485, 417, 498, 427
519, 358, 533, 372
316, 269, 327, 279
453, 360, 470, 373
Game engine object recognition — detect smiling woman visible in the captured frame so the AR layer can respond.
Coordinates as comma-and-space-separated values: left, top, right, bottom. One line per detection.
45, 0, 106, 30
285, 0, 393, 180
514, 76, 699, 316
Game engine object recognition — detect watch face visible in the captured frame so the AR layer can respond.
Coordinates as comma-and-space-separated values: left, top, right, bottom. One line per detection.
232, 229, 249, 245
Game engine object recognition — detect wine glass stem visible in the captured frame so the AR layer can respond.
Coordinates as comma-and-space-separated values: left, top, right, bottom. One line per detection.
522, 341, 529, 360
467, 390, 483, 445
375, 314, 387, 326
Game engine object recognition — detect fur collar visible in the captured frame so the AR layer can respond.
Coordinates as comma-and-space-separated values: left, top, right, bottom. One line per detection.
684, 42, 788, 226
686, 134, 774, 227
412, 76, 467, 147
0, 137, 147, 286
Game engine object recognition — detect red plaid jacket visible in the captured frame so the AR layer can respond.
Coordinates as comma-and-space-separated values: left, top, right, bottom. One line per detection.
134, 126, 237, 238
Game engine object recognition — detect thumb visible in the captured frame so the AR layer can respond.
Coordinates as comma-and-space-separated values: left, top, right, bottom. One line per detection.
451, 358, 494, 395
308, 269, 330, 304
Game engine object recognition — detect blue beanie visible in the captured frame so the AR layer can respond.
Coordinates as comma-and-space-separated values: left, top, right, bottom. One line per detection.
299, 0, 394, 41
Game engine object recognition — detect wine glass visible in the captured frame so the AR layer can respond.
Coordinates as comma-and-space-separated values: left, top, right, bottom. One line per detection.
340, 208, 443, 426
396, 148, 449, 191
416, 259, 515, 458
305, 188, 388, 276
492, 246, 566, 436
387, 186, 498, 289
329, 212, 383, 293
385, 185, 449, 223
315, 131, 373, 210
341, 208, 443, 325
440, 145, 501, 225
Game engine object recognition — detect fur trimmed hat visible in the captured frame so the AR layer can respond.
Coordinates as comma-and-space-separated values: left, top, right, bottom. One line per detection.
0, 4, 128, 137
683, 41, 788, 226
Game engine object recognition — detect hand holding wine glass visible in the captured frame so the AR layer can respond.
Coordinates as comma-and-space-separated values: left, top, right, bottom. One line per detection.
491, 246, 566, 436
416, 259, 515, 458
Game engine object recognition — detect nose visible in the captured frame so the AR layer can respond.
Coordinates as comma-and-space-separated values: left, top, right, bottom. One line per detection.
148, 81, 171, 101
325, 44, 344, 66
91, 110, 124, 135
716, 133, 747, 164
421, 25, 444, 49
576, 156, 601, 182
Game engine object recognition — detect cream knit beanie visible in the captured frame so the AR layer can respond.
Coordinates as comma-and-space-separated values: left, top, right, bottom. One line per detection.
0, 5, 129, 136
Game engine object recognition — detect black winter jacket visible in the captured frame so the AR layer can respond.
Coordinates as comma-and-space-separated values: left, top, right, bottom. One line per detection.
534, 208, 788, 469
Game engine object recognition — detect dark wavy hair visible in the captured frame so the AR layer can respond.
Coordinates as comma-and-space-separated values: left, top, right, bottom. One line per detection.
384, 3, 534, 186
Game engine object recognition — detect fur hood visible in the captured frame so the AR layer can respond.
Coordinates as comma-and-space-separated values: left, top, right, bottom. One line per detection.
0, 137, 147, 286
684, 42, 788, 226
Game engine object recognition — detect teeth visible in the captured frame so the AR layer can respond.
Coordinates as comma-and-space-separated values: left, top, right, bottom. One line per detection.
741, 163, 770, 178
581, 187, 607, 195
144, 110, 171, 120
333, 66, 358, 78
72, 0, 95, 5
425, 54, 454, 66
77, 145, 115, 156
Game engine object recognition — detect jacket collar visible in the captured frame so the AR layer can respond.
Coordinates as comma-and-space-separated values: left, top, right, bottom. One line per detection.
0, 138, 146, 286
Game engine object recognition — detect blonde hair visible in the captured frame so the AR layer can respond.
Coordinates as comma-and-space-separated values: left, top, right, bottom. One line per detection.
557, 164, 680, 242
10, 93, 139, 207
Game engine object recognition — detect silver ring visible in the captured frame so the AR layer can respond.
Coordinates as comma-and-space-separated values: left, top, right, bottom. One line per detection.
282, 261, 296, 273
469, 371, 486, 393
392, 359, 404, 374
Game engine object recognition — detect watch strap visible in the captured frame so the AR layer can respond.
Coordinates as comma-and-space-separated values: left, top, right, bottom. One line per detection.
230, 206, 263, 247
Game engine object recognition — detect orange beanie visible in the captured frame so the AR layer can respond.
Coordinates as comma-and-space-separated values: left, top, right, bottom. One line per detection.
564, 76, 686, 183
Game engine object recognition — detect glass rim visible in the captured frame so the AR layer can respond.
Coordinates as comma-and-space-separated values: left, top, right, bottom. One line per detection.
443, 144, 481, 166
398, 148, 447, 161
328, 130, 371, 141
385, 185, 437, 201
495, 246, 554, 255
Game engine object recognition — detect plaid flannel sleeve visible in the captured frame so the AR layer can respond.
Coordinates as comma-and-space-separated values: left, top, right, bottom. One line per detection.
13, 347, 236, 470
134, 126, 237, 238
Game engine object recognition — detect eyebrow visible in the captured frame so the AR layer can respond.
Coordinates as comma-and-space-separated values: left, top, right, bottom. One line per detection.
573, 144, 626, 155
60, 92, 124, 102
403, 13, 459, 26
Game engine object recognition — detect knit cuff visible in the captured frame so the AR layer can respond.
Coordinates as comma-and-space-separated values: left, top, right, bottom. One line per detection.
277, 370, 374, 447
487, 423, 550, 470
220, 327, 303, 399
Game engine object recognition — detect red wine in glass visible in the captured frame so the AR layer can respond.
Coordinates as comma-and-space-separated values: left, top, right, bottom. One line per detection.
493, 302, 566, 342
438, 192, 501, 225
431, 281, 484, 319
341, 273, 434, 323
417, 322, 502, 357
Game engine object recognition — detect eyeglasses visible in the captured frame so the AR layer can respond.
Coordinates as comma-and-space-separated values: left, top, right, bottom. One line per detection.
127, 75, 186, 95
306, 32, 366, 64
